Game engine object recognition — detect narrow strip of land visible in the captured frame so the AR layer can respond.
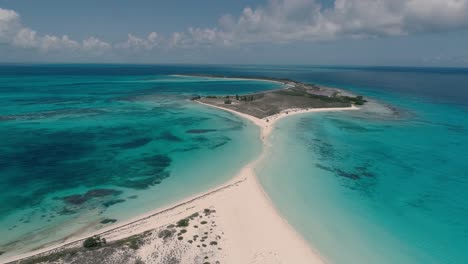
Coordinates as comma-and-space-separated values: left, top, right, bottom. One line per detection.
5, 76, 362, 264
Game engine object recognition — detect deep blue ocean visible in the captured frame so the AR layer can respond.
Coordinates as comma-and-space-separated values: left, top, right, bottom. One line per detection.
1, 64, 467, 263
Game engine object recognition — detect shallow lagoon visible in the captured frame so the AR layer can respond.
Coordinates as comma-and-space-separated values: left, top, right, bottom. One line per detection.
1, 65, 468, 263
257, 81, 468, 263
0, 74, 275, 255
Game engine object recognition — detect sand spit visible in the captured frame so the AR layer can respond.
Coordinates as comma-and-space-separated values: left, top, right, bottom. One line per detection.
5, 102, 358, 264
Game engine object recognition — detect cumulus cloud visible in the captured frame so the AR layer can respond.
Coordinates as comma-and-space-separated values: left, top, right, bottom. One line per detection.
1, 6, 159, 56
2, 1, 468, 55
12, 28, 38, 48
115, 32, 159, 50
82, 37, 111, 50
168, 28, 221, 48
0, 8, 21, 42
1, 7, 111, 54
171, 0, 468, 47
328, 0, 468, 36
13, 27, 81, 51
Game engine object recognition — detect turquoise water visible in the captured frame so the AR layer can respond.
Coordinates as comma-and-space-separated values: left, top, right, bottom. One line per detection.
1, 65, 468, 263
256, 69, 468, 263
0, 72, 279, 256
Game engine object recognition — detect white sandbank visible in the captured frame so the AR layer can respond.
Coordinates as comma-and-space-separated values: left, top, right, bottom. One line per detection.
196, 102, 358, 142
3, 103, 358, 264
170, 74, 289, 86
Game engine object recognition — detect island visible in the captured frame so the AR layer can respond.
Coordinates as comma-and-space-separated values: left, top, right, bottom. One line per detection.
192, 75, 366, 118
5, 76, 365, 264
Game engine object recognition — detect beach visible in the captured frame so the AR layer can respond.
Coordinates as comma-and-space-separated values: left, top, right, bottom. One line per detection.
5, 103, 357, 264
2, 66, 468, 264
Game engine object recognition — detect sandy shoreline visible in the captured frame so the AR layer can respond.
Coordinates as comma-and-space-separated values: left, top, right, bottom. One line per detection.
170, 74, 293, 87
197, 100, 358, 141
3, 103, 358, 264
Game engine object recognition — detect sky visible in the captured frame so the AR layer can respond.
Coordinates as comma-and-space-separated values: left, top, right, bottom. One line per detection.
1, 0, 468, 66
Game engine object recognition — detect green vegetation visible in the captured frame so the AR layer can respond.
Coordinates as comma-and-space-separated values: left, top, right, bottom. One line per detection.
177, 228, 188, 237
224, 99, 232, 104
277, 90, 366, 105
236, 94, 239, 100
20, 226, 157, 263
19, 249, 79, 264
176, 218, 190, 227
127, 237, 141, 250
190, 95, 201, 100
201, 221, 208, 225
203, 208, 215, 216
189, 212, 199, 219
23, 232, 150, 263
83, 236, 106, 249
205, 95, 217, 99
345, 95, 367, 105
158, 229, 175, 239
239, 95, 255, 102
111, 233, 148, 250
210, 241, 218, 245
100, 218, 117, 224
277, 89, 330, 100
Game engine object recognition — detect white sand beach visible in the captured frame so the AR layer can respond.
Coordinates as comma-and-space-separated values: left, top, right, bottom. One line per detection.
170, 74, 289, 86
4, 104, 358, 264
197, 102, 359, 142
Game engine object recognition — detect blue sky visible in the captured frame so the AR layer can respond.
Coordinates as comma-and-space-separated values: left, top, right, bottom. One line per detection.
1, 0, 468, 66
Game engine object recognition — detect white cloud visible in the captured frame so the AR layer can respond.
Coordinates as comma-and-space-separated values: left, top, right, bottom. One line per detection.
324, 0, 468, 37
12, 28, 38, 48
169, 32, 191, 48
0, 8, 18, 22
148, 32, 158, 42
12, 28, 80, 51
2, 1, 468, 56
1, 7, 111, 54
173, 0, 468, 46
0, 8, 21, 42
115, 32, 159, 50
41, 35, 80, 50
169, 28, 222, 48
82, 37, 111, 50
403, 0, 468, 32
